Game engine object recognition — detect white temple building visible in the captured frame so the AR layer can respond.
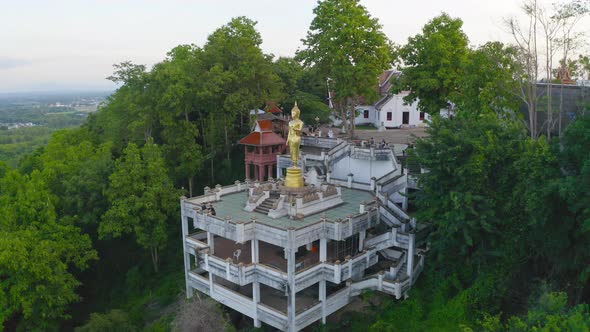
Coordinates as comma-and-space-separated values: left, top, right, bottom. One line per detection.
180, 136, 429, 331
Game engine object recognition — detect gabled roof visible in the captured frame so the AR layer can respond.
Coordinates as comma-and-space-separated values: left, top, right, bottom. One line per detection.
239, 132, 286, 146
239, 119, 286, 146
256, 119, 273, 132
267, 105, 283, 114
258, 112, 287, 122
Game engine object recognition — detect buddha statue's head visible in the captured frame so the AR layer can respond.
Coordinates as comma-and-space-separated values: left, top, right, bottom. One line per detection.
291, 102, 300, 120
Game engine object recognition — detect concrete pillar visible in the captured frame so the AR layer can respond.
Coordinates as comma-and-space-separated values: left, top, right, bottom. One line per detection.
370, 176, 376, 191
207, 232, 215, 255
181, 214, 194, 298
251, 239, 261, 327
347, 173, 353, 189
326, 171, 331, 183
320, 279, 327, 324
251, 239, 259, 263
268, 164, 273, 179
359, 230, 366, 252
287, 248, 296, 332
320, 238, 327, 262
286, 229, 297, 332
407, 233, 415, 280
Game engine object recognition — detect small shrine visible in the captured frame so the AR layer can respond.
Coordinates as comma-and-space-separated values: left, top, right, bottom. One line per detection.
557, 64, 575, 85
239, 119, 286, 181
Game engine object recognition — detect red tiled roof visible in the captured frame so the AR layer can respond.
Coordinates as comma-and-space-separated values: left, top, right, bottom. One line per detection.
267, 105, 282, 114
239, 132, 286, 146
257, 119, 273, 132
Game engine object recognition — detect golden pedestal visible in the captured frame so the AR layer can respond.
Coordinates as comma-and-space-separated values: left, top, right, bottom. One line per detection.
285, 167, 304, 188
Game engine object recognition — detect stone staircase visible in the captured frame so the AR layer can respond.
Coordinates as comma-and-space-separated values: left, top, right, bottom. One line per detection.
254, 197, 278, 215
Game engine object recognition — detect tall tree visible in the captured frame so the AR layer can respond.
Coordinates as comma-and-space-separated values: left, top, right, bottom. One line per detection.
456, 42, 521, 116
99, 142, 179, 272
0, 170, 96, 329
272, 57, 332, 124
297, 0, 392, 138
505, 0, 542, 138
395, 13, 469, 115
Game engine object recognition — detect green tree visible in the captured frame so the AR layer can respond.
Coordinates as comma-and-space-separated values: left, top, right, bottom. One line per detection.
297, 0, 392, 138
151, 44, 204, 196
272, 57, 332, 124
100, 142, 179, 272
395, 13, 469, 115
39, 129, 114, 228
75, 309, 137, 332
0, 170, 96, 330
558, 114, 590, 302
456, 42, 521, 116
411, 112, 570, 285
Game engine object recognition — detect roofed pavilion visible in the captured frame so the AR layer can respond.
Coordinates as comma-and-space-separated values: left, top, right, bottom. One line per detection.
239, 119, 286, 181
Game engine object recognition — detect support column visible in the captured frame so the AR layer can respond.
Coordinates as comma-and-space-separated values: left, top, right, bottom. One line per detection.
267, 164, 273, 179
251, 239, 261, 327
320, 238, 327, 262
406, 233, 415, 280
287, 230, 297, 332
207, 232, 215, 255
319, 279, 327, 324
181, 214, 194, 298
245, 147, 249, 180
319, 236, 328, 324
358, 230, 366, 252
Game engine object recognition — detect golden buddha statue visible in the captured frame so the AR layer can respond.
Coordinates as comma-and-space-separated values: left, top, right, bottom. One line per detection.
285, 102, 304, 188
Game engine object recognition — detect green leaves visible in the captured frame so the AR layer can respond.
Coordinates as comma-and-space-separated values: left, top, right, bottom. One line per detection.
297, 0, 392, 135
100, 142, 180, 272
412, 113, 559, 274
396, 13, 469, 114
396, 14, 520, 118
0, 170, 97, 329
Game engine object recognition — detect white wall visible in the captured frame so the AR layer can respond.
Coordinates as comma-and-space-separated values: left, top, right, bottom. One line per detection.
379, 94, 428, 128
353, 106, 377, 126
331, 156, 394, 184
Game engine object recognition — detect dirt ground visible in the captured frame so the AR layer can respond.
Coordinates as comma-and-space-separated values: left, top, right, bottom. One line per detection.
316, 126, 428, 145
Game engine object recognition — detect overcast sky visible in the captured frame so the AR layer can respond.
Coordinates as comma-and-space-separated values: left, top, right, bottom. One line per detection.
1, 0, 587, 93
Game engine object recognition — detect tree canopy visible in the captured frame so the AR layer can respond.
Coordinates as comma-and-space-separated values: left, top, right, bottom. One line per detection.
297, 0, 392, 137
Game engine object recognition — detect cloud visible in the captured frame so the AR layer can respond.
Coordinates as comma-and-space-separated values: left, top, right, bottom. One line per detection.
0, 57, 32, 70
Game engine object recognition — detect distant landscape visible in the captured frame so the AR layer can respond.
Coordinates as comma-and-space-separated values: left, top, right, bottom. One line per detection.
0, 91, 111, 166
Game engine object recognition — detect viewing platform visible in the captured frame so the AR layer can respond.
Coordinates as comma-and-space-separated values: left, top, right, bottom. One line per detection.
181, 138, 428, 331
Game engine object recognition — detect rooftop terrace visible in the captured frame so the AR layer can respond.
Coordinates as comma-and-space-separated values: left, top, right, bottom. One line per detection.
191, 188, 374, 230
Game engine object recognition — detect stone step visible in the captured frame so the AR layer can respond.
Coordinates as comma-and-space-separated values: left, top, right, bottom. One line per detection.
255, 207, 271, 214
255, 197, 278, 215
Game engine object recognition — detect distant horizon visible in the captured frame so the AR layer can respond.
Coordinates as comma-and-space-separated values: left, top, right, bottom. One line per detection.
2, 0, 588, 93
